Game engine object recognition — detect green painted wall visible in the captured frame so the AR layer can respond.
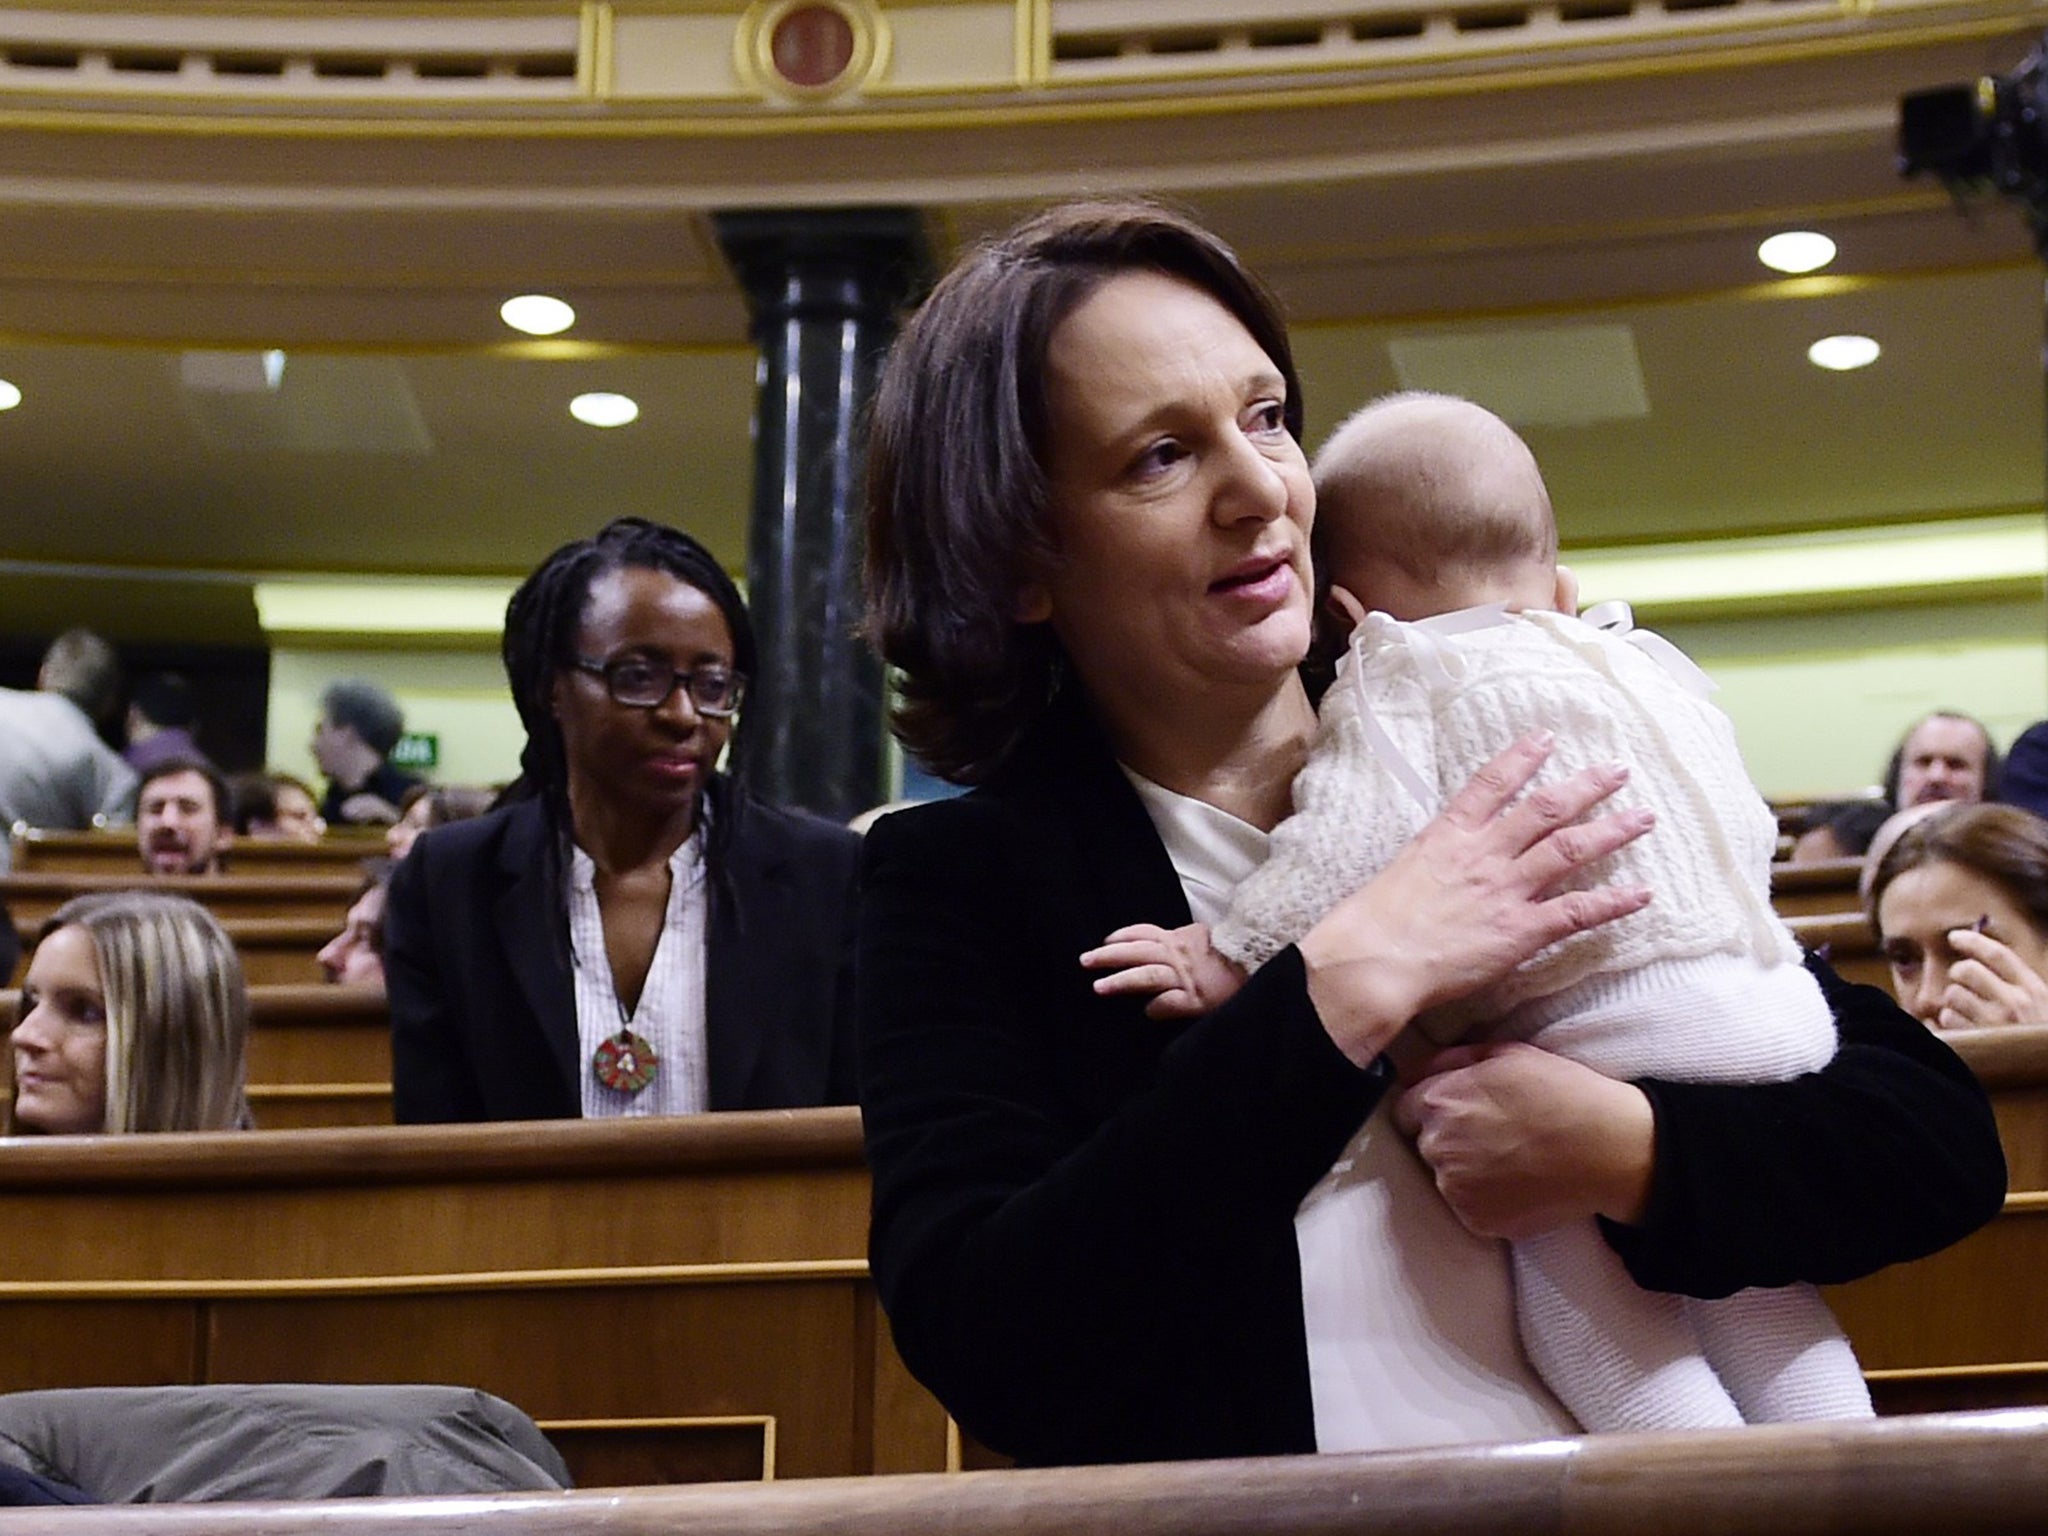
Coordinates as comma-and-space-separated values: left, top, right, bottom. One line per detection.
266, 648, 525, 795
1664, 597, 2048, 801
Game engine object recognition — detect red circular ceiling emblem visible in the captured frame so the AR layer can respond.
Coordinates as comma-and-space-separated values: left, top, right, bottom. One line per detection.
770, 5, 855, 88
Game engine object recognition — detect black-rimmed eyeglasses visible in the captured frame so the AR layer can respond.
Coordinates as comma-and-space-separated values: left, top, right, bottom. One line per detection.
573, 657, 746, 718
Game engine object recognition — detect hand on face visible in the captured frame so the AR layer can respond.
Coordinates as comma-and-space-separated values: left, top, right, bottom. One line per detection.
1879, 857, 2048, 1030
1926, 925, 2048, 1029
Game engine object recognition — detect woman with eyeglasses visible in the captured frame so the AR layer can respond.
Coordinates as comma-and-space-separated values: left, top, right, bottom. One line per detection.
384, 517, 860, 1121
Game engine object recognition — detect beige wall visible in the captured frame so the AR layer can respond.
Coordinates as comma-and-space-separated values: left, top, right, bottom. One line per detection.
260, 598, 2048, 807
1666, 597, 2048, 802
266, 648, 525, 794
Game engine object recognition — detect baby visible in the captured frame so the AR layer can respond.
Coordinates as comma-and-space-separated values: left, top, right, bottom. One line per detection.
1089, 391, 1871, 1434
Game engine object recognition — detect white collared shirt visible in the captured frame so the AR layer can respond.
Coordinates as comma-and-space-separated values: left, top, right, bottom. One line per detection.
566, 833, 711, 1118
1122, 768, 1574, 1453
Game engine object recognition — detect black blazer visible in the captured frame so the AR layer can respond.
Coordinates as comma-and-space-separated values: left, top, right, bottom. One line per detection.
386, 780, 859, 1122
858, 686, 2005, 1467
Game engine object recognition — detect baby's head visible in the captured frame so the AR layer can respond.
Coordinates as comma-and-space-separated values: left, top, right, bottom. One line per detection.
1311, 392, 1572, 624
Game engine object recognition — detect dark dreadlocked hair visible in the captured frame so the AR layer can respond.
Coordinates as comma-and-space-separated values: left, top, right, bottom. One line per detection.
500, 517, 757, 905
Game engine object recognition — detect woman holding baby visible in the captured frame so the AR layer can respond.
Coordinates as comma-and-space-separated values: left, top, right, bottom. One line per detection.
856, 199, 2003, 1465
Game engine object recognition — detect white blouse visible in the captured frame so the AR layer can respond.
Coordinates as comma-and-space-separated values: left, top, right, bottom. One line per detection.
1124, 770, 1577, 1453
565, 833, 711, 1118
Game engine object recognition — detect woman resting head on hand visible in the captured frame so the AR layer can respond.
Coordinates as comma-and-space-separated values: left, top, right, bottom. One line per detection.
1870, 801, 2048, 1031
9, 891, 251, 1135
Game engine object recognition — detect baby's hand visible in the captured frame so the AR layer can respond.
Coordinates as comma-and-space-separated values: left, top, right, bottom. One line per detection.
1080, 922, 1247, 1019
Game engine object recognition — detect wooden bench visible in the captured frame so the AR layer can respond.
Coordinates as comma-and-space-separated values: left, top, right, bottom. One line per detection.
1947, 1026, 2048, 1194
0, 1112, 946, 1488
10, 830, 383, 881
0, 983, 392, 1130
1770, 856, 1865, 920
0, 873, 361, 932
1, 1410, 2046, 1534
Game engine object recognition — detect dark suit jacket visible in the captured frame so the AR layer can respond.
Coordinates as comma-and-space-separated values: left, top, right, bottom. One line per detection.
386, 779, 858, 1121
858, 686, 2005, 1467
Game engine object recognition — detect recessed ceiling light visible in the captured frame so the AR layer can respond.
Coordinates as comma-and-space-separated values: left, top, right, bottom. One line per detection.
500, 294, 575, 336
1807, 334, 1880, 371
0, 380, 19, 411
570, 392, 638, 428
1759, 231, 1837, 275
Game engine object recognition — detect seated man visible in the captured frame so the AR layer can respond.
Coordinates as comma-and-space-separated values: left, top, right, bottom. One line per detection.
312, 680, 421, 827
136, 757, 231, 877
1885, 711, 2000, 810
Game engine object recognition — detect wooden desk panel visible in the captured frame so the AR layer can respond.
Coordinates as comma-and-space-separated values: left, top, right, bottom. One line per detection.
0, 873, 360, 931
1770, 856, 1865, 920
0, 1113, 949, 1482
11, 831, 383, 881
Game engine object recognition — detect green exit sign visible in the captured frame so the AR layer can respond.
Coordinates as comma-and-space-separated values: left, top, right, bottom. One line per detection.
390, 732, 439, 771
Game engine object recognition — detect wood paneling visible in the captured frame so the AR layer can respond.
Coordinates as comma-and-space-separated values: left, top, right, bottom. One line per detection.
11, 831, 382, 880
0, 1112, 950, 1485
1770, 857, 1865, 920
0, 872, 359, 930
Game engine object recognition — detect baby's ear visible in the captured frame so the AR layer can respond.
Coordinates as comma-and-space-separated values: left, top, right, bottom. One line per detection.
1553, 564, 1581, 616
1328, 585, 1369, 629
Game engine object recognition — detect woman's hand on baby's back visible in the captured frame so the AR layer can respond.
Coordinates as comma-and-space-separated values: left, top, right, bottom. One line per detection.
1298, 732, 1652, 1067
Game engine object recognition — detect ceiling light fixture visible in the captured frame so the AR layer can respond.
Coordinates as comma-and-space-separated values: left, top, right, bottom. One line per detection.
570, 392, 639, 428
1807, 334, 1880, 371
500, 294, 576, 336
1758, 231, 1837, 275
0, 380, 20, 410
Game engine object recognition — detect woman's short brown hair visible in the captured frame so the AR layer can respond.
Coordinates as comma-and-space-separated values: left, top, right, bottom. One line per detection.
864, 199, 1304, 784
1869, 802, 2048, 941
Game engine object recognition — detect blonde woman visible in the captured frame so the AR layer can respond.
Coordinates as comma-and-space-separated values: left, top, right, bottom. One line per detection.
9, 891, 250, 1135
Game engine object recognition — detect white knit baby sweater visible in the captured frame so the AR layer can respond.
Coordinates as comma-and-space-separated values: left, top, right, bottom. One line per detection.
1213, 605, 1798, 1026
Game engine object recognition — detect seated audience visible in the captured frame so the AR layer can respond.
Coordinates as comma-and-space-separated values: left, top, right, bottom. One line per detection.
122, 672, 205, 775
8, 890, 250, 1134
313, 679, 422, 827
1884, 711, 2000, 810
1788, 798, 1892, 864
0, 632, 136, 858
319, 866, 390, 990
385, 517, 859, 1122
386, 784, 495, 864
229, 771, 326, 842
136, 757, 231, 877
1869, 803, 2048, 1031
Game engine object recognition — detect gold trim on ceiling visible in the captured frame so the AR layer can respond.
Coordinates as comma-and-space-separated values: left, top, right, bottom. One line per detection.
731, 0, 892, 102
0, 9, 2034, 136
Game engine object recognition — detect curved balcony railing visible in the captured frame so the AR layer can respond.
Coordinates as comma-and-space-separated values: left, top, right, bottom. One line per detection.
0, 0, 2037, 112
